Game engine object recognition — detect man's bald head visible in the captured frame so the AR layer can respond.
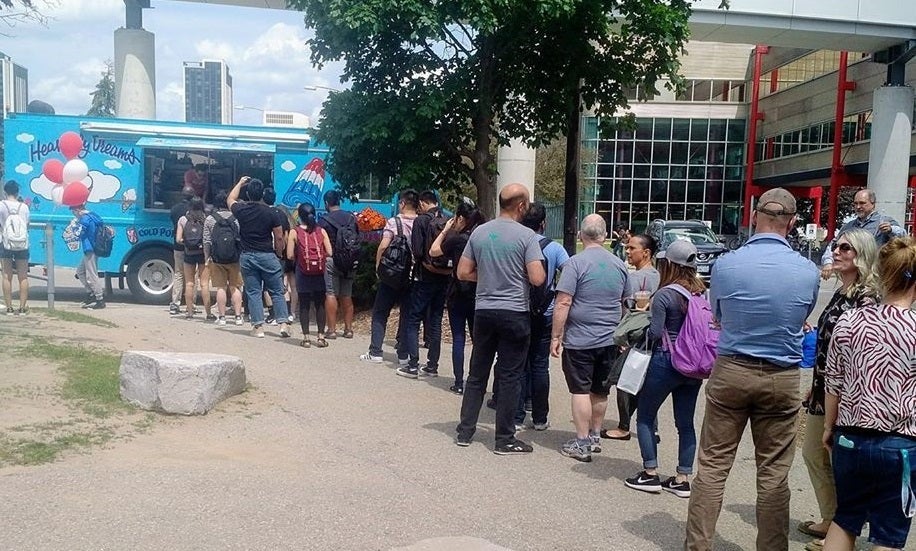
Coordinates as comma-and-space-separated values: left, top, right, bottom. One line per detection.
499, 183, 529, 212
580, 213, 607, 244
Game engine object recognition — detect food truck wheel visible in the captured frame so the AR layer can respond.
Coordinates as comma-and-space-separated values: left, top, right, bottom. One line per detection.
126, 248, 175, 304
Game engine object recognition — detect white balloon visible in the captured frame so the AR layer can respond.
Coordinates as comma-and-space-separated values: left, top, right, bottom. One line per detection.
51, 185, 65, 206
62, 159, 89, 184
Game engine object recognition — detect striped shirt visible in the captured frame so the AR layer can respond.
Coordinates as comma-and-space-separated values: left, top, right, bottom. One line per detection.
826, 304, 916, 438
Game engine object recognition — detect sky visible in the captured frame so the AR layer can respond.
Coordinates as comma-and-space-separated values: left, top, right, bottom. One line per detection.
0, 0, 346, 126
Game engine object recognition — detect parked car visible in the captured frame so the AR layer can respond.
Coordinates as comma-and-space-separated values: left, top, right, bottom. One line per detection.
646, 219, 728, 282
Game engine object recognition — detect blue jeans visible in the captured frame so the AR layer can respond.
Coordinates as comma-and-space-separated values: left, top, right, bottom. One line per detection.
406, 278, 447, 369
636, 349, 701, 474
516, 316, 551, 425
832, 429, 916, 549
368, 281, 409, 359
457, 309, 531, 446
448, 298, 475, 386
240, 251, 288, 326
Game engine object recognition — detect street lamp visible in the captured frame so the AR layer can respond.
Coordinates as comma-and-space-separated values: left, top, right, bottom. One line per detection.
303, 85, 341, 93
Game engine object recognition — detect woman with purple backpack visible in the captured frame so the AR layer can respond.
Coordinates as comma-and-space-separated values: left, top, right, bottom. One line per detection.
625, 239, 706, 498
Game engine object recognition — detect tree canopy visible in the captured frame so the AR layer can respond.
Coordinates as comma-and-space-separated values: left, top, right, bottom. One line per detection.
86, 60, 116, 118
292, 0, 691, 217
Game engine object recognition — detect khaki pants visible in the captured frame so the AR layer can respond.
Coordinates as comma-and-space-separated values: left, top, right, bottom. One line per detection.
685, 356, 800, 551
802, 413, 836, 523
171, 250, 184, 305
76, 252, 104, 300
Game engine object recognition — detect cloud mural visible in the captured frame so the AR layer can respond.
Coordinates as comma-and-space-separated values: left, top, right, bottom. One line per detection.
30, 170, 122, 203
104, 159, 123, 170
15, 163, 33, 175
280, 160, 296, 172
16, 133, 35, 143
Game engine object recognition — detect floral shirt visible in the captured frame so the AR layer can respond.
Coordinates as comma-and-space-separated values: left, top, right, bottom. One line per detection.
826, 304, 916, 438
806, 287, 877, 415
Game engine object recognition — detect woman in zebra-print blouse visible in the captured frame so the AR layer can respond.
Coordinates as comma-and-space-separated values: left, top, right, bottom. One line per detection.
823, 237, 916, 551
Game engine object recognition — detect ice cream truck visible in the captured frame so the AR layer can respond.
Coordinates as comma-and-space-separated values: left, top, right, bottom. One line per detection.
2, 113, 384, 303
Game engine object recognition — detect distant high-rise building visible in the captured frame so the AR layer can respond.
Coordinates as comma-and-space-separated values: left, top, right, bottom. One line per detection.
183, 59, 232, 124
0, 51, 28, 118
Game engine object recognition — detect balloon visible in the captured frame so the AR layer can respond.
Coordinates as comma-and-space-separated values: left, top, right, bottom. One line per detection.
42, 159, 65, 184
59, 131, 84, 160
51, 185, 65, 206
62, 159, 89, 184
61, 182, 90, 207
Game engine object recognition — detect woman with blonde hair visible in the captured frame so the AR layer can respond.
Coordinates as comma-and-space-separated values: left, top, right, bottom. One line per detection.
823, 237, 916, 551
799, 229, 879, 550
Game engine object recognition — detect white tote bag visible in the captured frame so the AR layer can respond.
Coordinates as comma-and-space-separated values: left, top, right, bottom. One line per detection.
616, 347, 652, 395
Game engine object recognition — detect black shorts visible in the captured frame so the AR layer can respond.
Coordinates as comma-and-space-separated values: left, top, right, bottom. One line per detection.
562, 346, 617, 395
0, 247, 29, 264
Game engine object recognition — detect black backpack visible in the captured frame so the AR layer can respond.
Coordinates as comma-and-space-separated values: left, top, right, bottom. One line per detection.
209, 213, 240, 264
529, 237, 556, 317
183, 218, 205, 252
422, 210, 452, 273
377, 217, 412, 289
92, 213, 114, 258
326, 214, 361, 275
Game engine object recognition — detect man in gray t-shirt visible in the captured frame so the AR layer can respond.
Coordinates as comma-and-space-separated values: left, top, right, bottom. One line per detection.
455, 183, 545, 455
551, 214, 628, 463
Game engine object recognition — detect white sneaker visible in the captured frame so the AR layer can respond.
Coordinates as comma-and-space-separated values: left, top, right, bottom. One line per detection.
251, 325, 265, 338
234, 316, 243, 326
216, 316, 227, 326
360, 353, 383, 363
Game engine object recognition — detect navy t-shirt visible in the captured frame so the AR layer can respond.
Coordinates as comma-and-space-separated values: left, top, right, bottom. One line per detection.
230, 201, 281, 253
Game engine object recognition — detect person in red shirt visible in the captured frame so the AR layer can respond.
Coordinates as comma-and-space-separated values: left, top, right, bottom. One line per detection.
183, 164, 209, 201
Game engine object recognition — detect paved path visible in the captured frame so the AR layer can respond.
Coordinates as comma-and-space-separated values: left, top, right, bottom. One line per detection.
1, 272, 907, 550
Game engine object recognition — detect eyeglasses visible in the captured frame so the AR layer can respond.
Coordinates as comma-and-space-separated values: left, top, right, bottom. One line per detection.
831, 242, 855, 253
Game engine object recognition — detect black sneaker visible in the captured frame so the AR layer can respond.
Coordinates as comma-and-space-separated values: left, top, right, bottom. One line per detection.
420, 365, 438, 377
206, 313, 218, 322
625, 471, 662, 493
494, 439, 533, 455
456, 433, 472, 447
80, 294, 95, 307
661, 477, 691, 498
449, 384, 464, 395
169, 303, 180, 315
396, 366, 419, 379
86, 300, 106, 310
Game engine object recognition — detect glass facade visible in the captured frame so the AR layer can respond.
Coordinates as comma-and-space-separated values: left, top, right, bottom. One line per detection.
757, 110, 872, 161
582, 116, 746, 235
184, 61, 231, 124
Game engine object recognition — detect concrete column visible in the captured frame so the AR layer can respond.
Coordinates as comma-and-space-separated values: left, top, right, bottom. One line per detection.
496, 139, 536, 206
867, 85, 914, 224
114, 28, 156, 120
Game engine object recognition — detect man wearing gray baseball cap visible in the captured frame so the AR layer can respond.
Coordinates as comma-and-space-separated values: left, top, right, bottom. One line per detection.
686, 188, 820, 550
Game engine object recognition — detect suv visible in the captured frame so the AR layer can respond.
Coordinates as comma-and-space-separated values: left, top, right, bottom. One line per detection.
646, 219, 728, 282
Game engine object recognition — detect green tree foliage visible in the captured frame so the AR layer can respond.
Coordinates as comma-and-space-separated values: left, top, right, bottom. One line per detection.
534, 139, 566, 205
292, 0, 690, 217
86, 60, 116, 118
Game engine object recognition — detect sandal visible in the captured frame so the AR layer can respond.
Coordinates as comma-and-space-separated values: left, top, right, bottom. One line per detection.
324, 331, 338, 340
342, 329, 354, 339
315, 337, 329, 348
797, 521, 828, 539
299, 338, 311, 348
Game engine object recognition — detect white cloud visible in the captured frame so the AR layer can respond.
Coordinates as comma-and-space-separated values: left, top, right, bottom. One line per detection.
280, 160, 296, 172
15, 163, 33, 175
16, 133, 35, 143
195, 40, 236, 63
104, 159, 123, 170
29, 170, 121, 203
45, 0, 123, 21
30, 174, 57, 200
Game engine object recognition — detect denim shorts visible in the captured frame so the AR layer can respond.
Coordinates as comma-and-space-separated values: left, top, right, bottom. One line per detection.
832, 428, 916, 549
0, 246, 29, 263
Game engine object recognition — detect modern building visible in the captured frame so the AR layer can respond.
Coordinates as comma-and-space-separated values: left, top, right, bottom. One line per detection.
183, 59, 233, 124
580, 41, 916, 238
0, 51, 28, 173
262, 110, 310, 129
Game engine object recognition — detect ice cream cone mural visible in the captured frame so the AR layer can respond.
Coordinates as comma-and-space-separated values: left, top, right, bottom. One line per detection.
62, 218, 82, 252
121, 189, 137, 211
126, 226, 138, 244
282, 158, 325, 208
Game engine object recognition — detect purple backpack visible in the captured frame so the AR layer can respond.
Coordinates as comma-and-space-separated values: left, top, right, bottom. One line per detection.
662, 284, 720, 379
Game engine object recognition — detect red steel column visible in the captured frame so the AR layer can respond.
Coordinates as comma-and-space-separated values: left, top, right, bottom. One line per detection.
742, 45, 768, 228
827, 51, 857, 240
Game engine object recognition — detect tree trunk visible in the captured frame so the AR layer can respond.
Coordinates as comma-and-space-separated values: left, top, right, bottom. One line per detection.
472, 36, 498, 221
563, 84, 581, 256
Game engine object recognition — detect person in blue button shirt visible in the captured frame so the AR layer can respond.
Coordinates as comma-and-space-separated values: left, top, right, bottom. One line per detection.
685, 187, 820, 551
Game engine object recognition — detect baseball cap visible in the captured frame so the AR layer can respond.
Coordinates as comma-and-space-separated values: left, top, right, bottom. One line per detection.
657, 239, 697, 268
756, 188, 797, 217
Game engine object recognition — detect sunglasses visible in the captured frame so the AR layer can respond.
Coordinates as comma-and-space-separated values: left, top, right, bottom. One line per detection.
831, 242, 855, 253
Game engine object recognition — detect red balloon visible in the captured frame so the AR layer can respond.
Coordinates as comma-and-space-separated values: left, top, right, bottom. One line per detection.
59, 131, 84, 160
61, 181, 90, 207
42, 159, 65, 184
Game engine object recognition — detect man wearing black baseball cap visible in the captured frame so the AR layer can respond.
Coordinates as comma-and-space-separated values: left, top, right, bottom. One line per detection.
686, 187, 820, 550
